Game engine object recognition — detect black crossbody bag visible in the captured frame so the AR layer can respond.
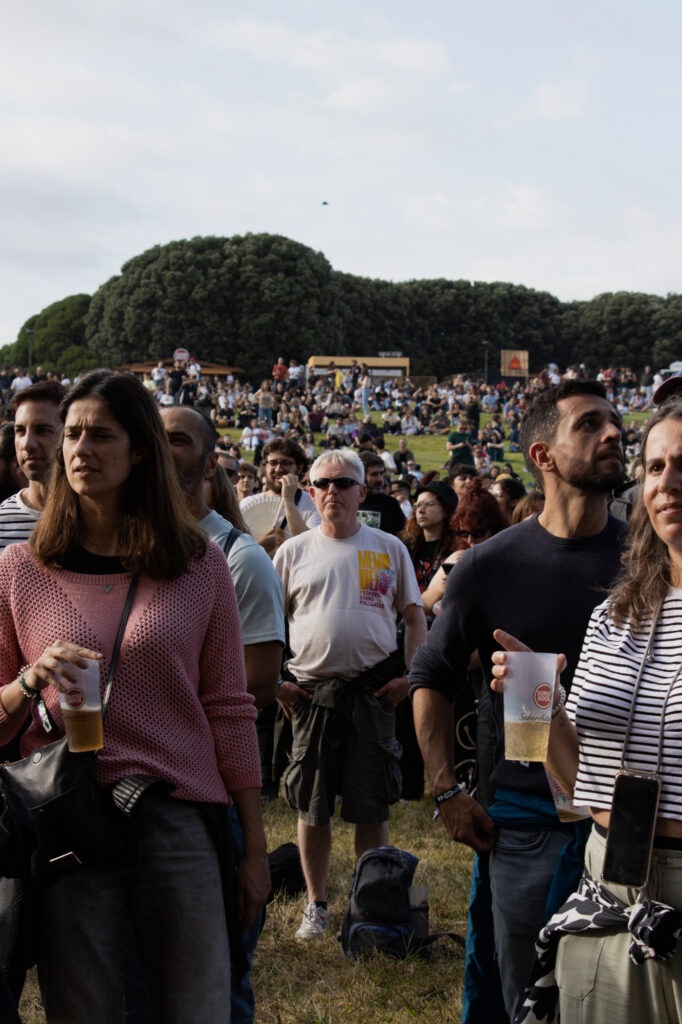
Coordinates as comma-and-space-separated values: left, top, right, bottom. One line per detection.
0, 575, 138, 885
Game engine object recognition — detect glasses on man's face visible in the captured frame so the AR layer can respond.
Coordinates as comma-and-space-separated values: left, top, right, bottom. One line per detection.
224, 468, 237, 480
454, 528, 487, 539
312, 477, 361, 491
266, 459, 296, 471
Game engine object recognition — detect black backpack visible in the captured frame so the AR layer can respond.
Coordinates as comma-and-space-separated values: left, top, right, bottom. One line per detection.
338, 846, 465, 959
339, 846, 418, 958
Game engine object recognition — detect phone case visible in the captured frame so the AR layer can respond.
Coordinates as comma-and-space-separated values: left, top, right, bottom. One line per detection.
602, 771, 660, 888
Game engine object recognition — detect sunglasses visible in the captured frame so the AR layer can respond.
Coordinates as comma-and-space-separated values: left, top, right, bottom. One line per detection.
224, 469, 237, 480
454, 528, 487, 539
312, 477, 361, 491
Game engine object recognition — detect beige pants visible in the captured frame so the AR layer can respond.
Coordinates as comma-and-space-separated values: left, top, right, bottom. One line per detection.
556, 826, 682, 1024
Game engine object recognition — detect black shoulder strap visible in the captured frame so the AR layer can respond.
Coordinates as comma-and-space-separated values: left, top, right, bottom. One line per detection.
221, 526, 243, 557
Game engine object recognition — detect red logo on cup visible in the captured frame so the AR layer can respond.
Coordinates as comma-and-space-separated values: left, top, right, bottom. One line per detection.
65, 688, 85, 709
533, 683, 552, 709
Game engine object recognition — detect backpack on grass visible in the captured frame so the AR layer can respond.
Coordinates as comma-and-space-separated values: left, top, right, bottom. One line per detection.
338, 845, 465, 959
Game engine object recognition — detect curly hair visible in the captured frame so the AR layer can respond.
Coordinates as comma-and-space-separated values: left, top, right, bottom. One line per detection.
609, 400, 682, 629
450, 477, 509, 549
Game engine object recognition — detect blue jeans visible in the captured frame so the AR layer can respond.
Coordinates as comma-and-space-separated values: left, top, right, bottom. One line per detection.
39, 798, 231, 1024
462, 853, 508, 1024
227, 803, 262, 1024
123, 803, 261, 1024
489, 825, 570, 1022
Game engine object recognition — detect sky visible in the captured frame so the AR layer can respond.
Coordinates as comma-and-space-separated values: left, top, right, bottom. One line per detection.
1, 0, 680, 345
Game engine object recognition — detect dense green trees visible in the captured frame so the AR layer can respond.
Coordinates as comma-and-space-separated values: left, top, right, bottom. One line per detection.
5, 233, 682, 380
8, 294, 98, 379
83, 234, 343, 379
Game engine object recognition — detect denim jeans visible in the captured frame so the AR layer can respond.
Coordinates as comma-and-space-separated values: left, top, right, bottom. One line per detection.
489, 825, 570, 1022
462, 852, 508, 1024
226, 803, 262, 1024
123, 803, 260, 1024
38, 798, 231, 1024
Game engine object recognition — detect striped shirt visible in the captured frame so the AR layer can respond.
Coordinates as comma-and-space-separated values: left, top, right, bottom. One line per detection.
0, 491, 40, 552
567, 590, 682, 820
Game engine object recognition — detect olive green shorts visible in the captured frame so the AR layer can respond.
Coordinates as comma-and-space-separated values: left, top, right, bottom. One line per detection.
282, 687, 402, 826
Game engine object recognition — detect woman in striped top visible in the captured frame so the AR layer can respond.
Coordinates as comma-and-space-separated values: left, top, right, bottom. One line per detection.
495, 399, 682, 1023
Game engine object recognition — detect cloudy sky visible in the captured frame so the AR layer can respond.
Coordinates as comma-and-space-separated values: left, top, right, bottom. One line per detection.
1, 0, 679, 345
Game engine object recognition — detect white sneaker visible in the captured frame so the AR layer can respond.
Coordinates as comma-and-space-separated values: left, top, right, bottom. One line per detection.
296, 901, 329, 940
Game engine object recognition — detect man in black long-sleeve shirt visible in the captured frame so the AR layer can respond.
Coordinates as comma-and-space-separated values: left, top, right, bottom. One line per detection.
410, 381, 626, 1022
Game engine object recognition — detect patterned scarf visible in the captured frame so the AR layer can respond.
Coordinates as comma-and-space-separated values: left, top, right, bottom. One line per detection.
516, 871, 682, 1023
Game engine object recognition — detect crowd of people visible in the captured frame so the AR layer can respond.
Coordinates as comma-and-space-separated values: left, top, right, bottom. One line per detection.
1, 355, 682, 1024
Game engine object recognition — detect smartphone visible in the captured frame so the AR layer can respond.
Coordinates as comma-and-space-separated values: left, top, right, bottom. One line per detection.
602, 771, 660, 888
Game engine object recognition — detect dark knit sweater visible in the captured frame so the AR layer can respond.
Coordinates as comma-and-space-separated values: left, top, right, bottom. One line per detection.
409, 514, 625, 797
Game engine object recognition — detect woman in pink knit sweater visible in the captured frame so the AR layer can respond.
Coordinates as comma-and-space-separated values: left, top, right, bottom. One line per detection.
0, 369, 268, 1024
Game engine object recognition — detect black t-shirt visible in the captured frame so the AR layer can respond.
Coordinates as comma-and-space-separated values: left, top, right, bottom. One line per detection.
168, 369, 185, 395
358, 493, 406, 536
412, 538, 445, 591
410, 514, 626, 797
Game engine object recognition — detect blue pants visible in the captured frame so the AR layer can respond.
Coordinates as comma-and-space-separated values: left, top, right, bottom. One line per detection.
39, 798, 231, 1024
123, 803, 261, 1024
461, 852, 508, 1024
489, 825, 570, 1021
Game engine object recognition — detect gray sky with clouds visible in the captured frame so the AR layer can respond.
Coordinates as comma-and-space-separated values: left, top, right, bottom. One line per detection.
2, 0, 679, 345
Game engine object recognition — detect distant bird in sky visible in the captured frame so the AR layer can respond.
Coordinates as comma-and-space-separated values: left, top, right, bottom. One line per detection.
321, 200, 329, 205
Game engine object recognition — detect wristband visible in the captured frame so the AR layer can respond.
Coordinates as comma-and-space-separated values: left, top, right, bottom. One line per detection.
434, 784, 465, 806
433, 783, 466, 822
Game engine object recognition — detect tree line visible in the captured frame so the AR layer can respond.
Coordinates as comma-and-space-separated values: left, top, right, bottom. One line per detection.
4, 233, 682, 381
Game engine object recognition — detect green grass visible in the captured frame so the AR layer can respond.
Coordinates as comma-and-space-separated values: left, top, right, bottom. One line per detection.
251, 796, 472, 1024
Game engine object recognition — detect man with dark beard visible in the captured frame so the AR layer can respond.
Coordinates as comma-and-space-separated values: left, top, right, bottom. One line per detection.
410, 381, 626, 1023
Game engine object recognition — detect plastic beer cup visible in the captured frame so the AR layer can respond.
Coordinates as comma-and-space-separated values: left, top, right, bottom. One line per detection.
503, 652, 557, 762
58, 657, 104, 752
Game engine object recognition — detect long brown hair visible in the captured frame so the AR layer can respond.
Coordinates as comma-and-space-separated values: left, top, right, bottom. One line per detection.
609, 400, 682, 629
207, 464, 250, 533
31, 369, 206, 578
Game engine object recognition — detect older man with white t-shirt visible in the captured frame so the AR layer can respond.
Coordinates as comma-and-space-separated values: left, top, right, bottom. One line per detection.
274, 449, 425, 940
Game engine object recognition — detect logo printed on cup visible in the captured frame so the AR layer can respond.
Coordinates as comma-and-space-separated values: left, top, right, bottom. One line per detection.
533, 683, 552, 710
65, 688, 85, 709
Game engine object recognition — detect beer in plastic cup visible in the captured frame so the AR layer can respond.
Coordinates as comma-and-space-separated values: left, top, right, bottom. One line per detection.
503, 652, 557, 762
58, 657, 104, 752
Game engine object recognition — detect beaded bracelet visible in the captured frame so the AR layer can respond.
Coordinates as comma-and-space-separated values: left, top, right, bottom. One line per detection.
18, 671, 40, 700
